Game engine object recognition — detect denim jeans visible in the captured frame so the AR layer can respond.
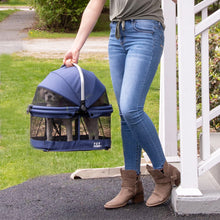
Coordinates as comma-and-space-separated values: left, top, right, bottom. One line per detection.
108, 19, 166, 173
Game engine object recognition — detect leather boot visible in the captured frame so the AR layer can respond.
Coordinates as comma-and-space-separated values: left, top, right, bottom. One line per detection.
104, 169, 144, 209
146, 161, 180, 207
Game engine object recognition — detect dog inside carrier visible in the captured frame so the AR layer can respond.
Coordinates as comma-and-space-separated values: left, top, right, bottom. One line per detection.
27, 64, 113, 152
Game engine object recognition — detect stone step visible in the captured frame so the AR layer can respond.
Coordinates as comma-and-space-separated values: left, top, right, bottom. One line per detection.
172, 132, 220, 214
172, 169, 220, 214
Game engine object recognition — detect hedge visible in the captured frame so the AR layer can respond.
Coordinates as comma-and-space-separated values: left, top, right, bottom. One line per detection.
28, 0, 89, 32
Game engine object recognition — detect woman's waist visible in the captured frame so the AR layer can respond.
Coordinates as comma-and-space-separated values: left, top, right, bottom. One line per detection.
110, 19, 164, 40
111, 17, 165, 30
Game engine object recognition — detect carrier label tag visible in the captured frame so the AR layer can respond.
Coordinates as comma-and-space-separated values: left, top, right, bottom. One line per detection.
93, 142, 102, 148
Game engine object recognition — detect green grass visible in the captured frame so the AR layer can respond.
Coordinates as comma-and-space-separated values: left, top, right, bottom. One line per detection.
0, 0, 27, 5
0, 9, 18, 22
28, 30, 109, 39
0, 54, 160, 190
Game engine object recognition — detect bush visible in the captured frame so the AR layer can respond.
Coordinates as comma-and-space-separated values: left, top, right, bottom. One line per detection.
195, 26, 220, 131
28, 0, 89, 32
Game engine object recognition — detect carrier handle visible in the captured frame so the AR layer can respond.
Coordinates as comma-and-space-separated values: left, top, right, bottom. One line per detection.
72, 63, 86, 112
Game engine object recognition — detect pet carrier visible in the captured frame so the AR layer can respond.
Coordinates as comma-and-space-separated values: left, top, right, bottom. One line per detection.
27, 64, 113, 152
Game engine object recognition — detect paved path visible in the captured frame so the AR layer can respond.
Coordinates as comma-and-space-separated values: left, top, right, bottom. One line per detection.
0, 8, 108, 58
0, 6, 33, 11
21, 37, 109, 59
0, 10, 36, 54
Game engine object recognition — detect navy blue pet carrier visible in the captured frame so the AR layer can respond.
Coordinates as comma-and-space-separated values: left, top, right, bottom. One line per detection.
27, 64, 113, 152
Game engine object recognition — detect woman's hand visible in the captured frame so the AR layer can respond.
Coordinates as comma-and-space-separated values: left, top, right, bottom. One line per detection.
172, 0, 177, 3
63, 48, 80, 67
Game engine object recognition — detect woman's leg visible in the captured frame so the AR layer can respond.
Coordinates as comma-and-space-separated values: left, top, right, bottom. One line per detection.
119, 39, 166, 170
107, 20, 180, 209
117, 19, 166, 170
108, 22, 142, 174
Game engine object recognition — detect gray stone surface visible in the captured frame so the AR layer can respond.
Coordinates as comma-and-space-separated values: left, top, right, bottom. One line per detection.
1, 174, 220, 220
0, 10, 36, 54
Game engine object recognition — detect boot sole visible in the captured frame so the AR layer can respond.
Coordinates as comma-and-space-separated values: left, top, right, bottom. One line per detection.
104, 194, 144, 209
146, 194, 170, 207
104, 202, 128, 209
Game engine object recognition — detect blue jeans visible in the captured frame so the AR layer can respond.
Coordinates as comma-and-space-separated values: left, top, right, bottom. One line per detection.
108, 19, 166, 173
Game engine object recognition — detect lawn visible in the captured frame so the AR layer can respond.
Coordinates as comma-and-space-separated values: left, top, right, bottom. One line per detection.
28, 30, 110, 39
0, 9, 18, 22
0, 0, 27, 5
0, 54, 161, 190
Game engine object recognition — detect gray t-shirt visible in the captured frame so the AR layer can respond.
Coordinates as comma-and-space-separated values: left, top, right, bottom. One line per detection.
110, 0, 164, 28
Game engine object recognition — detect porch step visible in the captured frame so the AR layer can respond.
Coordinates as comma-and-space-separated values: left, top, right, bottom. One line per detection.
172, 170, 220, 214
172, 132, 220, 214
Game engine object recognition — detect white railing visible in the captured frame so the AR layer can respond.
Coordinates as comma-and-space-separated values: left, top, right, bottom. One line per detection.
159, 0, 178, 161
195, 1, 220, 176
160, 0, 220, 197
143, 0, 178, 163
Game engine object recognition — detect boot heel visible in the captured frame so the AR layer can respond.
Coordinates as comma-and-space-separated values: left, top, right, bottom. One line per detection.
175, 172, 180, 186
132, 192, 144, 204
173, 168, 180, 186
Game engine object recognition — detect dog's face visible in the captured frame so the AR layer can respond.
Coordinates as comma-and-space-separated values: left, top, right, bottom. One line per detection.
44, 90, 58, 103
39, 88, 61, 106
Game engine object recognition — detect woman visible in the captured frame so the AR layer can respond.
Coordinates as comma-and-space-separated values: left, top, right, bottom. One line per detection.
64, 0, 180, 209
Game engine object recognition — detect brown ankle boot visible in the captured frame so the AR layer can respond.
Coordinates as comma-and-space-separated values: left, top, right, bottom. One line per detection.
104, 169, 144, 209
146, 161, 180, 207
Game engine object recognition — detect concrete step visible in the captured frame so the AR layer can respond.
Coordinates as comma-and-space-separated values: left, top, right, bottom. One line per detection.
172, 169, 220, 215
172, 132, 220, 214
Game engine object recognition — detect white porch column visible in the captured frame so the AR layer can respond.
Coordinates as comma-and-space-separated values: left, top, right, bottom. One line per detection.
159, 0, 178, 161
176, 0, 202, 196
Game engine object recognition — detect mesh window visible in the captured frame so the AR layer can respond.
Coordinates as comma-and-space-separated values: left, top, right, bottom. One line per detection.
30, 115, 111, 142
80, 116, 111, 140
32, 87, 76, 107
30, 116, 76, 141
92, 91, 109, 106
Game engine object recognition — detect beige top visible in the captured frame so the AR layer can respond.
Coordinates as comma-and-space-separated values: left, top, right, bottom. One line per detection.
110, 0, 164, 28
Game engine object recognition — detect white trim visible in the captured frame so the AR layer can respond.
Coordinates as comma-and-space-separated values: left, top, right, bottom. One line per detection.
160, 0, 178, 157
195, 9, 220, 36
196, 105, 220, 129
194, 0, 218, 14
199, 148, 220, 176
175, 186, 203, 197
177, 0, 199, 190
200, 8, 210, 160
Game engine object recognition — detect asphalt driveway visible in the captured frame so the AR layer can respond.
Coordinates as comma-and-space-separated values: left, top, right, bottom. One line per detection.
1, 174, 220, 220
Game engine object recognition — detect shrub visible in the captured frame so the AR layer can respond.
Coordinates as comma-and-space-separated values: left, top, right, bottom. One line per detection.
28, 0, 89, 32
195, 27, 220, 131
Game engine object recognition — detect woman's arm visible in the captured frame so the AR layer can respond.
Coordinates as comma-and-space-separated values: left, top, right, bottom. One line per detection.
64, 0, 106, 66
